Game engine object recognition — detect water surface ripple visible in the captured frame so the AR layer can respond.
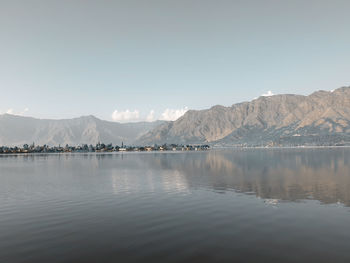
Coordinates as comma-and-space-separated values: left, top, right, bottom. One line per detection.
1, 148, 350, 262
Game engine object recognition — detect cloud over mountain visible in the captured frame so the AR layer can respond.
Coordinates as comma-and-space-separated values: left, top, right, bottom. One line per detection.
261, 91, 274, 97
111, 107, 189, 122
1, 108, 29, 116
111, 110, 140, 122
160, 107, 188, 121
146, 110, 156, 122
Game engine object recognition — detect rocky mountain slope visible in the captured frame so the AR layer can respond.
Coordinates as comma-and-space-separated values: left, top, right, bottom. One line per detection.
139, 87, 350, 146
0, 114, 164, 146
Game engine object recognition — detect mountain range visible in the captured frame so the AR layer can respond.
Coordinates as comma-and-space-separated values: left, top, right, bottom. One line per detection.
0, 114, 164, 146
138, 86, 350, 146
1, 86, 350, 147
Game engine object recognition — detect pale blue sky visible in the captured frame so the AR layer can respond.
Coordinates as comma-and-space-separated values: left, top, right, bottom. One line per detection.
0, 0, 349, 121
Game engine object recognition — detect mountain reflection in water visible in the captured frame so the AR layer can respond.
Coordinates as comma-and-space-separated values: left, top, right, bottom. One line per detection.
1, 148, 349, 207
185, 149, 350, 206
1, 148, 350, 263
107, 148, 350, 206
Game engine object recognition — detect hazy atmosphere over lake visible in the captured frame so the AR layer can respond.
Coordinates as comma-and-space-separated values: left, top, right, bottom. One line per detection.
1, 0, 350, 262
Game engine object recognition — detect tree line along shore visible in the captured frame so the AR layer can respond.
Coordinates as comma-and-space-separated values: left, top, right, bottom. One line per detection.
0, 143, 210, 154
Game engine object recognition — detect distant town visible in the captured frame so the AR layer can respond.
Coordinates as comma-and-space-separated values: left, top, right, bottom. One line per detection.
0, 143, 210, 154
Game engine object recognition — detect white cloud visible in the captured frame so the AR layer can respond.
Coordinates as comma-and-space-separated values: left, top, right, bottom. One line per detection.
111, 107, 189, 122
146, 110, 156, 122
160, 107, 188, 121
2, 108, 29, 116
261, 90, 274, 97
6, 108, 14, 114
111, 109, 140, 122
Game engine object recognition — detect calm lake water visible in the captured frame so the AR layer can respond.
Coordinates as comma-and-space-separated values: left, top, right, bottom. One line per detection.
1, 148, 350, 263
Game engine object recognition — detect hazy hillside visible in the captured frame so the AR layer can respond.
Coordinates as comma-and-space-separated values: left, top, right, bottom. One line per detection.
0, 115, 165, 146
139, 86, 350, 146
2, 86, 350, 147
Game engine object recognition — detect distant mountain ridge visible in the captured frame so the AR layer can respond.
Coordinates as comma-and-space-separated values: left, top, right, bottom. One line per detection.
0, 114, 165, 146
139, 86, 350, 146
2, 86, 350, 147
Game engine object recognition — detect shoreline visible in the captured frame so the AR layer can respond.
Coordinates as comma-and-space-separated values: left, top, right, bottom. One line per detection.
1, 145, 350, 157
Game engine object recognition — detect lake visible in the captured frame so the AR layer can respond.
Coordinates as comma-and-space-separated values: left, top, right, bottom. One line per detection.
1, 148, 350, 263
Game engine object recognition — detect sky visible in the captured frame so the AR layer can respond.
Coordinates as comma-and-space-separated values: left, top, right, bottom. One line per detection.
0, 0, 349, 122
